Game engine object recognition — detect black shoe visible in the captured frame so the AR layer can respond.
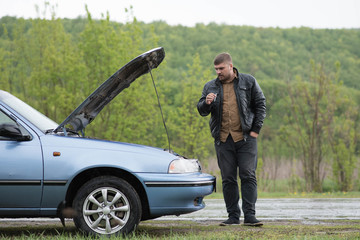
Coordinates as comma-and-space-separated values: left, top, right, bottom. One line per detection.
219, 218, 240, 226
244, 216, 263, 227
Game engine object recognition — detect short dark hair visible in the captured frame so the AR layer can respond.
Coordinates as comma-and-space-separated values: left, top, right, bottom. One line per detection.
213, 52, 232, 65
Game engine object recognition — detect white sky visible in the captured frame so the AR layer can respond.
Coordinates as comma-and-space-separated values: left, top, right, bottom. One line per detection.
0, 0, 359, 29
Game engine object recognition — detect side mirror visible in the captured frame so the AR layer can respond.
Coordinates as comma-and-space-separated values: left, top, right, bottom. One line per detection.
0, 123, 31, 141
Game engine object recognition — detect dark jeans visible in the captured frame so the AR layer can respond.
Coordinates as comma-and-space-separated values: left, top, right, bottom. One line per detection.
215, 135, 258, 220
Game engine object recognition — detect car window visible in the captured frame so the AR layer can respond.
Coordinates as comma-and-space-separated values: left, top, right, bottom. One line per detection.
0, 110, 30, 140
0, 110, 13, 125
0, 91, 58, 132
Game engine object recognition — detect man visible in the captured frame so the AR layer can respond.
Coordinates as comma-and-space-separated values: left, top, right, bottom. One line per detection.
197, 53, 266, 226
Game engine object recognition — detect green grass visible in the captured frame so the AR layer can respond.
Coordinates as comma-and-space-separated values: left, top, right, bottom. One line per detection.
1, 220, 360, 239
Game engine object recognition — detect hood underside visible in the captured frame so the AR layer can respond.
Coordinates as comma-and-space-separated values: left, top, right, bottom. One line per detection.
54, 47, 165, 133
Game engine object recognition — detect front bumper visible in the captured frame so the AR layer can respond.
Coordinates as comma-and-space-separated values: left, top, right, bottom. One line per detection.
137, 172, 216, 217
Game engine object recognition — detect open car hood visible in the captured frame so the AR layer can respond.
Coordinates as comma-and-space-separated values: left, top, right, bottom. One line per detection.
54, 47, 165, 134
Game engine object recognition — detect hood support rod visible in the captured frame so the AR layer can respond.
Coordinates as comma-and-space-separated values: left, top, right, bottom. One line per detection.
148, 64, 171, 153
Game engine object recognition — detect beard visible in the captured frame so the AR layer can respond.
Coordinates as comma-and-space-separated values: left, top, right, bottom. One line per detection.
218, 72, 232, 82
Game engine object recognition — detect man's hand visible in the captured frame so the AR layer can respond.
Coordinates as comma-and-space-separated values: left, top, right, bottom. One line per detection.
250, 131, 259, 138
206, 93, 217, 105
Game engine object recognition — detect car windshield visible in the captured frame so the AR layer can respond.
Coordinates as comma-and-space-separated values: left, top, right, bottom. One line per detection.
0, 91, 58, 133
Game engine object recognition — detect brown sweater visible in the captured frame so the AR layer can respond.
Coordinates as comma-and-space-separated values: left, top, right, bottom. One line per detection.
220, 76, 243, 142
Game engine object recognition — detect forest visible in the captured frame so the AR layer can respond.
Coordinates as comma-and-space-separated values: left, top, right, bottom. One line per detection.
0, 7, 359, 193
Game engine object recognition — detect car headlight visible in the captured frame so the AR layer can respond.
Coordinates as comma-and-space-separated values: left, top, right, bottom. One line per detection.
168, 158, 202, 173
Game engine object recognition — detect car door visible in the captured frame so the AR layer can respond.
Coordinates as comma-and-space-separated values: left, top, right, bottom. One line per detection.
0, 108, 43, 210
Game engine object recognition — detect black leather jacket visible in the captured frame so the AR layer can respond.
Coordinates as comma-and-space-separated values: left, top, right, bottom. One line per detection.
197, 68, 266, 144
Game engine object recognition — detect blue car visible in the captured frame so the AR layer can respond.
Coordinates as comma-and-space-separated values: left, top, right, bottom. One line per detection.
0, 47, 215, 236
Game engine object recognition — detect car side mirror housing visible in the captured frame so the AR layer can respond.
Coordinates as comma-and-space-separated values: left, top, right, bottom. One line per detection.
0, 123, 32, 141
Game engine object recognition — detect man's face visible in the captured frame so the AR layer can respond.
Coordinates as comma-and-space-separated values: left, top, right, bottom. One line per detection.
214, 62, 233, 81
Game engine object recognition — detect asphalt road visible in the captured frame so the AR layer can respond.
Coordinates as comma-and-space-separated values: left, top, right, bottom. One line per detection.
158, 198, 360, 221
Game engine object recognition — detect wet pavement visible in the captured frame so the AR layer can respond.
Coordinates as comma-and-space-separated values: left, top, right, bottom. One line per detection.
1, 198, 359, 224
158, 198, 360, 221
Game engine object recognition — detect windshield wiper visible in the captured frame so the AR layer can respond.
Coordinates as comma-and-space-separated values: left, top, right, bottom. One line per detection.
46, 128, 80, 136
45, 129, 54, 134
64, 128, 80, 135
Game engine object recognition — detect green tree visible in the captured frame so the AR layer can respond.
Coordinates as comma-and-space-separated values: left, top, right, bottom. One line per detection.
168, 54, 213, 162
79, 7, 165, 148
0, 26, 11, 91
282, 61, 339, 192
0, 7, 85, 123
0, 18, 29, 94
328, 86, 359, 191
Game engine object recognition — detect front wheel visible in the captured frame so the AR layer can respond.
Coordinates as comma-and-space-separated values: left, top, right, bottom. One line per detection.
73, 176, 141, 236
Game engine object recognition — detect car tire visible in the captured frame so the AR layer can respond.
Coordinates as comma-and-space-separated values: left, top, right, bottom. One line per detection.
72, 176, 141, 236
